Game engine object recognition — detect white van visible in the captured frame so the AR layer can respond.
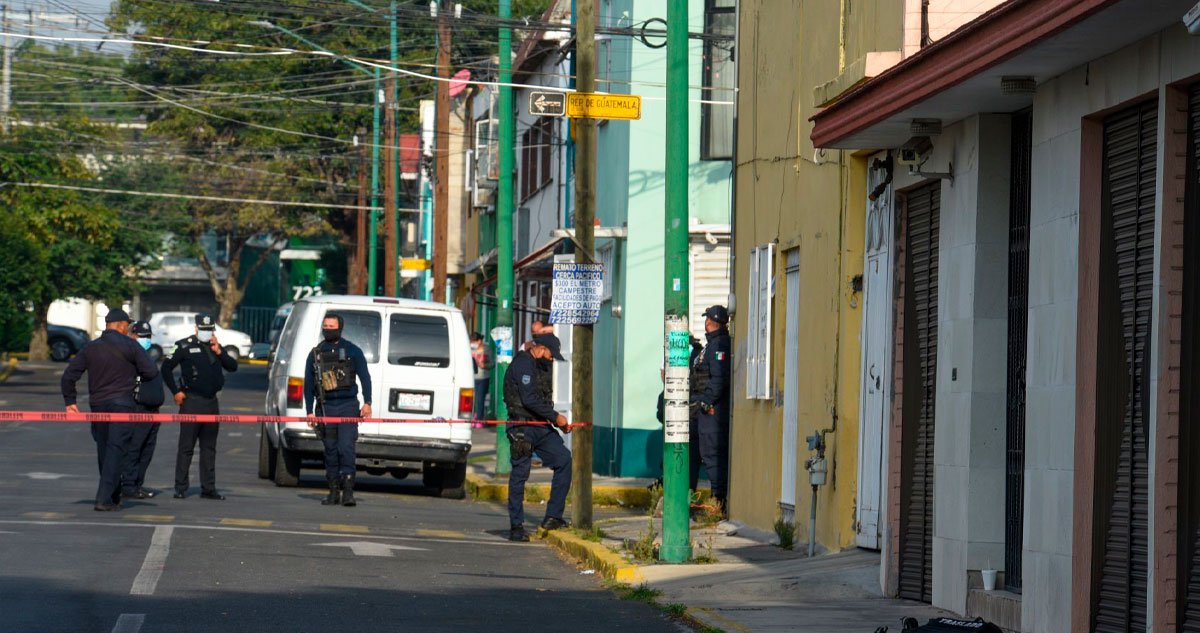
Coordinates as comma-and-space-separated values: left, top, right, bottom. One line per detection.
260, 295, 475, 497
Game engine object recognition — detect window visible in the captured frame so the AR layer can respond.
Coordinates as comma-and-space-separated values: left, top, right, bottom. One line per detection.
520, 118, 554, 201
702, 0, 735, 160
598, 242, 615, 302
327, 310, 381, 363
744, 243, 774, 399
388, 313, 449, 367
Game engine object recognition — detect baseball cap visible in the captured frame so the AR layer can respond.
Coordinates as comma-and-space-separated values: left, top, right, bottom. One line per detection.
104, 308, 133, 323
533, 333, 565, 361
703, 305, 729, 325
195, 314, 216, 330
131, 320, 152, 337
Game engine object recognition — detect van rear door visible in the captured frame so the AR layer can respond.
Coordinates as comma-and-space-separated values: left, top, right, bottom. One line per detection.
320, 308, 384, 434
380, 310, 457, 440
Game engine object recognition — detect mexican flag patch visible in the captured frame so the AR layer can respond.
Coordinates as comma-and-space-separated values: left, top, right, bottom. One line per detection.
716, 351, 726, 361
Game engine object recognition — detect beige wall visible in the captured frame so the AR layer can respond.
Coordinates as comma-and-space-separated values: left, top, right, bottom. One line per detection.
902, 0, 1007, 58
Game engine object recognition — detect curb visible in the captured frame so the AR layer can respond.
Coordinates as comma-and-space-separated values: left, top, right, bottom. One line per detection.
465, 473, 654, 509
0, 357, 17, 383
542, 529, 646, 584
238, 358, 269, 366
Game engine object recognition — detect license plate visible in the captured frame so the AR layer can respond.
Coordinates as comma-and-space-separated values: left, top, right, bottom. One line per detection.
390, 390, 433, 414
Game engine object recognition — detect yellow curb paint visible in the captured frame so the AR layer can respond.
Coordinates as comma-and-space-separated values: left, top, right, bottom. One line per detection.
226, 447, 245, 455
220, 518, 272, 527
542, 530, 645, 584
230, 407, 255, 412
689, 607, 754, 633
123, 514, 174, 522
466, 474, 655, 509
320, 523, 369, 533
418, 529, 467, 538
21, 512, 72, 519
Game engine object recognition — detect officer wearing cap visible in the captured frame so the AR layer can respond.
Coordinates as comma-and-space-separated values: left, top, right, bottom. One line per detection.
692, 305, 732, 516
162, 313, 238, 500
122, 320, 165, 500
303, 313, 372, 507
61, 308, 159, 511
503, 336, 571, 542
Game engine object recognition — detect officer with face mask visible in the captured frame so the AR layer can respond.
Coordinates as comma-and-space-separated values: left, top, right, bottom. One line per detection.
303, 314, 372, 506
122, 320, 165, 499
503, 338, 571, 542
163, 314, 238, 500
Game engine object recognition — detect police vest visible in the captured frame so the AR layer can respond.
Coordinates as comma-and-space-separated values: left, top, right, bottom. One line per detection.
314, 347, 357, 394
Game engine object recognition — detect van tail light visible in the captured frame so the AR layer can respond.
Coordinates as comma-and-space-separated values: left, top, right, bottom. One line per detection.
458, 389, 475, 420
287, 377, 304, 409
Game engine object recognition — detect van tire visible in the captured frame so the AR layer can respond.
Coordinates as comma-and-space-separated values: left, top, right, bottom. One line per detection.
257, 424, 276, 479
424, 463, 466, 499
274, 443, 301, 487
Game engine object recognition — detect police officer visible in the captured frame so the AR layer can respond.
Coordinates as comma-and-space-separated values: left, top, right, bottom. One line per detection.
303, 313, 372, 507
692, 305, 732, 516
504, 338, 571, 542
61, 308, 159, 511
163, 314, 238, 500
122, 320, 165, 499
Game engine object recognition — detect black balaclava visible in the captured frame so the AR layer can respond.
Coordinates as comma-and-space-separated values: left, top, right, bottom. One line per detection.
323, 315, 343, 343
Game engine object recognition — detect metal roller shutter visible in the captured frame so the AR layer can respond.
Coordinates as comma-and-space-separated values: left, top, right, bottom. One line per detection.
1093, 100, 1156, 633
1181, 83, 1200, 633
898, 182, 939, 603
689, 240, 732, 340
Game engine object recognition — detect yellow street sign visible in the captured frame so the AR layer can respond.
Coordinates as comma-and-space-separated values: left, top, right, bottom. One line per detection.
566, 93, 642, 120
400, 258, 431, 271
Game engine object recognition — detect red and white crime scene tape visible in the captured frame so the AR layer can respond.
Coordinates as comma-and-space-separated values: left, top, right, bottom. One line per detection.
0, 410, 591, 430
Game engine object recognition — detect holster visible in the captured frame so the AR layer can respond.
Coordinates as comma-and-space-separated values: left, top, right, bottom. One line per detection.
314, 422, 327, 439
507, 427, 533, 461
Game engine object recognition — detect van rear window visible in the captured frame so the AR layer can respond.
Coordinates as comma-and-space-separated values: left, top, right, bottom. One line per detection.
330, 310, 381, 363
388, 314, 450, 367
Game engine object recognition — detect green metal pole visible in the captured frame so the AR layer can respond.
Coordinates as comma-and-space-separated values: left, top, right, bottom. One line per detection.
494, 0, 514, 475
659, 0, 691, 563
391, 0, 401, 297
369, 67, 381, 296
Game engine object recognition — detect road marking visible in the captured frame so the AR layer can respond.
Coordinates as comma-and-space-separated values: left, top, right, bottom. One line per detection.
21, 471, 80, 480
22, 512, 73, 519
227, 432, 244, 437
123, 514, 174, 522
110, 613, 145, 633
230, 407, 254, 412
314, 541, 427, 557
418, 529, 467, 538
220, 518, 271, 527
320, 523, 369, 533
226, 447, 245, 455
130, 525, 173, 596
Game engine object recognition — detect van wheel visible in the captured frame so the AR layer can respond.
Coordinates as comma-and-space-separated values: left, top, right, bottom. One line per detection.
424, 463, 466, 499
274, 443, 300, 487
257, 424, 276, 480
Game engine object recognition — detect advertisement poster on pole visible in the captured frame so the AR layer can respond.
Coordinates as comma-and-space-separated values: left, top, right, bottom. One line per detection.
490, 326, 513, 363
549, 263, 603, 325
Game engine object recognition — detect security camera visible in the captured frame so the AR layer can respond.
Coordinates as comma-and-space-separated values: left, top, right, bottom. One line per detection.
1185, 1, 1200, 35
897, 136, 933, 166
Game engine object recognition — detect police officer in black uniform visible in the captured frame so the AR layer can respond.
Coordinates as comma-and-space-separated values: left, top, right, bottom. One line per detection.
303, 313, 372, 507
504, 337, 571, 542
692, 305, 732, 515
122, 320, 165, 499
163, 314, 238, 500
61, 308, 159, 511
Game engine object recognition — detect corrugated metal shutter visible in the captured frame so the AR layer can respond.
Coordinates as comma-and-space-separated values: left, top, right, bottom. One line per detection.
690, 239, 732, 340
1180, 84, 1200, 633
898, 182, 939, 603
1093, 100, 1156, 633
1005, 110, 1032, 593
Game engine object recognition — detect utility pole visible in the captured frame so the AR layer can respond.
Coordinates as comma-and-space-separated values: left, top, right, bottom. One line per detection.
391, 0, 402, 297
570, 0, 597, 529
384, 75, 399, 297
433, 1, 451, 304
355, 128, 369, 294
2, 4, 11, 134
659, 0, 692, 563
494, 0, 515, 475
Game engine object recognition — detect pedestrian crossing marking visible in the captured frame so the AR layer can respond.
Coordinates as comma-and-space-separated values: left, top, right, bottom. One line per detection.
220, 518, 272, 527
124, 514, 175, 522
320, 523, 369, 533
21, 512, 72, 519
417, 529, 467, 538
226, 447, 245, 455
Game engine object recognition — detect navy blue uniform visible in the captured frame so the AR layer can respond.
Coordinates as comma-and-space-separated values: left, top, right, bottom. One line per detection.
60, 330, 160, 507
503, 350, 571, 526
691, 327, 731, 501
304, 339, 372, 478
123, 363, 165, 496
163, 335, 237, 496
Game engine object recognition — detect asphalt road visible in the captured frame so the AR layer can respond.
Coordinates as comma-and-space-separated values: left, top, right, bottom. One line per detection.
0, 362, 680, 633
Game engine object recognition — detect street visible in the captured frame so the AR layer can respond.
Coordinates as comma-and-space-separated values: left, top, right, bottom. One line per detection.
0, 363, 680, 633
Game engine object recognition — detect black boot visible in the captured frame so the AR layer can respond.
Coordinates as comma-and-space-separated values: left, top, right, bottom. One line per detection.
341, 474, 356, 507
321, 475, 341, 506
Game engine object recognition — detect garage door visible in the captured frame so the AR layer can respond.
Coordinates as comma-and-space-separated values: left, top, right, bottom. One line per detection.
1180, 83, 1200, 633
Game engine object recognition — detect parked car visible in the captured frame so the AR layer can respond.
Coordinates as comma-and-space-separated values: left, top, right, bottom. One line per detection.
147, 312, 254, 360
46, 324, 89, 362
266, 302, 293, 363
261, 295, 474, 497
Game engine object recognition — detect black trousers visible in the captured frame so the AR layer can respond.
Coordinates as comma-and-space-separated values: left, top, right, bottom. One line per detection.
122, 406, 160, 493
90, 399, 137, 506
174, 394, 219, 494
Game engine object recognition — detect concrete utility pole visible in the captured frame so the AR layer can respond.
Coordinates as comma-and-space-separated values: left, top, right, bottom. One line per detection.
571, 0, 597, 529
384, 75, 399, 297
659, 0, 692, 563
355, 128, 369, 294
391, 0, 402, 297
494, 0, 515, 475
2, 4, 11, 134
434, 0, 451, 304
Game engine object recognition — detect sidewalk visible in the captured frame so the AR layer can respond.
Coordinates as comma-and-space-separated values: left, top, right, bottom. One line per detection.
555, 515, 952, 633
